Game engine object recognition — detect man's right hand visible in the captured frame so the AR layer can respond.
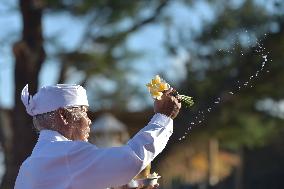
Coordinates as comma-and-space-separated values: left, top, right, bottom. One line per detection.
154, 89, 181, 119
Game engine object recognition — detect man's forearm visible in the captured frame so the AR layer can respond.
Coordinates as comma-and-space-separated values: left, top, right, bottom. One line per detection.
127, 113, 173, 171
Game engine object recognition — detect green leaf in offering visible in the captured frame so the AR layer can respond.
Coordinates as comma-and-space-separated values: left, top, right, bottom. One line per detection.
146, 75, 194, 109
178, 95, 194, 108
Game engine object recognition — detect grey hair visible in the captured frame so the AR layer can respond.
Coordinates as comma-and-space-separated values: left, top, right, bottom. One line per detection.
32, 106, 88, 131
33, 111, 57, 131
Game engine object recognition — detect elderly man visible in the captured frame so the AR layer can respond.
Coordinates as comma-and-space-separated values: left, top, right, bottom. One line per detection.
15, 84, 181, 189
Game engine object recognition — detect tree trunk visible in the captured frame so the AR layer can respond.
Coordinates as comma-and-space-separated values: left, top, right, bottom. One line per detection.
0, 0, 45, 188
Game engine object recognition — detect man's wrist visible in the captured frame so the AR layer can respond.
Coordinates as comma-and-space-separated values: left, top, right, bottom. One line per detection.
150, 113, 173, 127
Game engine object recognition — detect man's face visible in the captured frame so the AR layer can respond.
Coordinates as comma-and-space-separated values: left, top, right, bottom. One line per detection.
67, 106, 92, 142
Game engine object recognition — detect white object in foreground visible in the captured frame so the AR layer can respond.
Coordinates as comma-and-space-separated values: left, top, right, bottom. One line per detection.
136, 175, 161, 187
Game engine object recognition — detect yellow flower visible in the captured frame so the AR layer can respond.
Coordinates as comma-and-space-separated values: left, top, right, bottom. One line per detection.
151, 90, 163, 100
151, 75, 161, 85
146, 83, 154, 90
146, 75, 170, 100
158, 82, 169, 91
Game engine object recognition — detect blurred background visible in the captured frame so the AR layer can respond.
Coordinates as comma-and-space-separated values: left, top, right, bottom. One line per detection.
0, 0, 284, 188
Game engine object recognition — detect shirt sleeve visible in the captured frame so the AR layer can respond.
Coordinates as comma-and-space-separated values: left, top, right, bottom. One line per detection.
67, 113, 173, 189
127, 113, 173, 170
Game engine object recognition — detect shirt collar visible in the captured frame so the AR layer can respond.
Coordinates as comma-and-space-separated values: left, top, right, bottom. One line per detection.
38, 130, 71, 142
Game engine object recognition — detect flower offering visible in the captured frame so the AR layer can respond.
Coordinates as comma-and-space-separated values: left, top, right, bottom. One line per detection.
146, 75, 194, 108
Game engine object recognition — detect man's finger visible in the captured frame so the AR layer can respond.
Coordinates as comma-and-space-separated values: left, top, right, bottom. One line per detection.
176, 95, 182, 103
163, 88, 173, 96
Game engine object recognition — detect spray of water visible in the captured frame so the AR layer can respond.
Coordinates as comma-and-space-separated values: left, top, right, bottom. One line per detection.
178, 32, 270, 141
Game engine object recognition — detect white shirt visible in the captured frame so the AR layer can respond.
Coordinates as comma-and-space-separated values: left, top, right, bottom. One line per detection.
14, 113, 173, 189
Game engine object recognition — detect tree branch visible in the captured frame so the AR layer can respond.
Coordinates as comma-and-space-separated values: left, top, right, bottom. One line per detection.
130, 0, 169, 33
95, 0, 170, 46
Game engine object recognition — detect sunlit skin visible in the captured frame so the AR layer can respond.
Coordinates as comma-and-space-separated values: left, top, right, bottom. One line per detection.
154, 89, 181, 119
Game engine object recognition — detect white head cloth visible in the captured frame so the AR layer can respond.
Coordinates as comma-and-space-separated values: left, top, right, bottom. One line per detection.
21, 84, 89, 116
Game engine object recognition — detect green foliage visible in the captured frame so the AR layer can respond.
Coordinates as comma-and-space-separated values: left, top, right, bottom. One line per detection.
179, 95, 194, 108
215, 111, 279, 150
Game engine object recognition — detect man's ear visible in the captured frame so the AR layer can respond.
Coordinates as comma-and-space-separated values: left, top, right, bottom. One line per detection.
57, 108, 68, 125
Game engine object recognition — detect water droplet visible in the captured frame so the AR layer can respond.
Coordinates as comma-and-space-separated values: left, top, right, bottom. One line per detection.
178, 138, 182, 141
182, 136, 185, 139
208, 108, 211, 112
191, 122, 195, 125
266, 70, 270, 73
229, 92, 234, 95
214, 101, 220, 104
199, 121, 202, 123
